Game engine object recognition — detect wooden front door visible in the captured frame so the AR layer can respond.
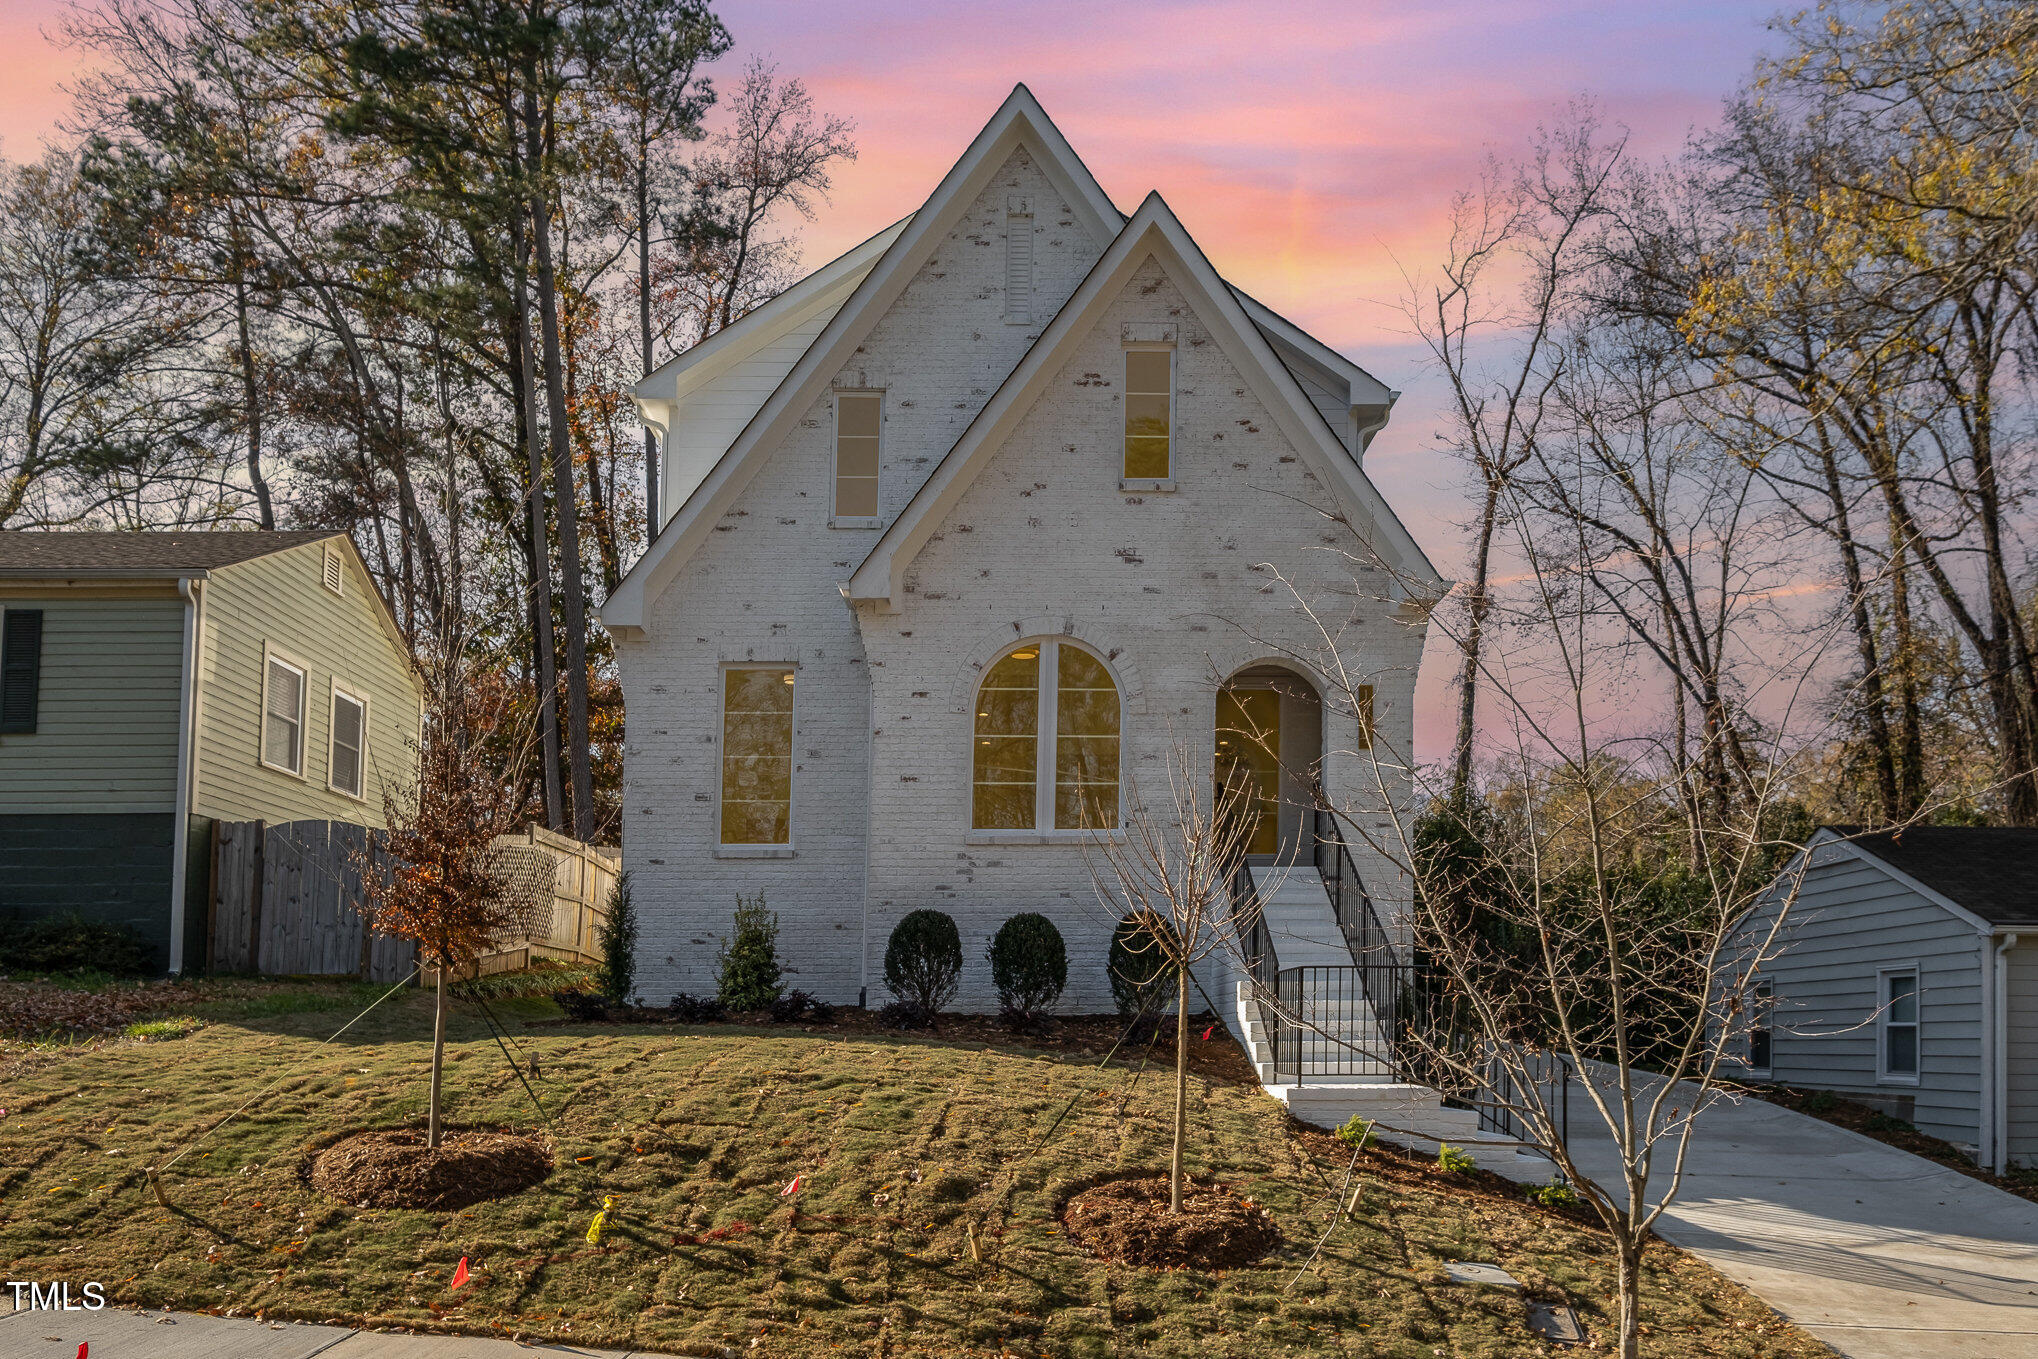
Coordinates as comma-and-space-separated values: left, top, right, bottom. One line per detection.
1216, 687, 1281, 857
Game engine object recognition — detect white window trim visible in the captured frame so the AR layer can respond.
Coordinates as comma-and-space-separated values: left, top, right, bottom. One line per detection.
327, 679, 370, 801
259, 646, 309, 779
1878, 964, 1922, 1086
830, 389, 885, 529
1120, 343, 1175, 487
967, 638, 1124, 841
715, 661, 798, 858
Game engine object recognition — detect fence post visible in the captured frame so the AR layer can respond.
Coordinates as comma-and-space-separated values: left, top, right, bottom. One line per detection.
248, 819, 267, 974
204, 820, 222, 973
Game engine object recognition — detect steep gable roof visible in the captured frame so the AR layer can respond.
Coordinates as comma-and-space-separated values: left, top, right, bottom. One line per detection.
847, 194, 1443, 609
603, 85, 1125, 633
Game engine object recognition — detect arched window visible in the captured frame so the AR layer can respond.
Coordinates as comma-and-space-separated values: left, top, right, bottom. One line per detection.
972, 641, 1121, 831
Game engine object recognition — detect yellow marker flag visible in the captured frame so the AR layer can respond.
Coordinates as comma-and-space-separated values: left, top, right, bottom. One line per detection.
585, 1195, 616, 1246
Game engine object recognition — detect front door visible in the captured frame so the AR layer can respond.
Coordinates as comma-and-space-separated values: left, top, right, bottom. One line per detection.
1216, 687, 1281, 858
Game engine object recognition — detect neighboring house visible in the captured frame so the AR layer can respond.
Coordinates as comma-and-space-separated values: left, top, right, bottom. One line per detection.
603, 86, 1441, 1014
0, 532, 423, 973
1738, 826, 2038, 1173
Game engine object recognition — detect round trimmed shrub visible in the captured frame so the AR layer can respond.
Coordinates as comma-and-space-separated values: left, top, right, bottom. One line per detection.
987, 913, 1068, 1014
884, 909, 963, 1014
1107, 911, 1180, 1016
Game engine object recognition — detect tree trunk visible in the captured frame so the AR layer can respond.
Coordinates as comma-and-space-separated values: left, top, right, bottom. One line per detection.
428, 963, 448, 1150
234, 275, 274, 530
638, 151, 659, 532
1171, 962, 1189, 1214
1451, 479, 1501, 809
526, 79, 596, 842
512, 210, 565, 831
1614, 1232, 1642, 1359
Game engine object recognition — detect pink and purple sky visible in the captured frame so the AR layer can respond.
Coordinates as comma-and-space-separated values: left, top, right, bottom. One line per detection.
0, 0, 1788, 760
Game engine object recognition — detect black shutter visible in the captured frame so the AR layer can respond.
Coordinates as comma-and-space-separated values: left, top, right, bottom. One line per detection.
1, 609, 43, 734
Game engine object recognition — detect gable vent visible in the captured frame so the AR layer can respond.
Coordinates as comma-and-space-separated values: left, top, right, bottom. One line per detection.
321, 547, 344, 596
1004, 194, 1034, 324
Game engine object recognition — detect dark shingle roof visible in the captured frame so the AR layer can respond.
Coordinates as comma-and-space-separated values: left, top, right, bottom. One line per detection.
0, 531, 342, 574
1837, 826, 2038, 927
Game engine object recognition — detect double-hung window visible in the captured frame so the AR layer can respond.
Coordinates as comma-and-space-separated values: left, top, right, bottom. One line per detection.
1747, 979, 1773, 1074
262, 653, 307, 776
721, 667, 795, 847
329, 685, 367, 799
1879, 968, 1920, 1082
1123, 347, 1173, 481
971, 641, 1121, 833
833, 391, 882, 523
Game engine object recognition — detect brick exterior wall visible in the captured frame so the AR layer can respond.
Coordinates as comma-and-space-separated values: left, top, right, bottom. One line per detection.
616, 151, 1427, 1012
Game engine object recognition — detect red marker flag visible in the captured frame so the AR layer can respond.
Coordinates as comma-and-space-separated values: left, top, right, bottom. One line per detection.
778, 1175, 802, 1198
78, 1345, 88, 1359
449, 1256, 470, 1290
1201, 1025, 1214, 1041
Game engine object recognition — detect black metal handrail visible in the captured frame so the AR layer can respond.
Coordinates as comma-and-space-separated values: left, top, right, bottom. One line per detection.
1475, 1042, 1572, 1147
1226, 852, 1278, 1037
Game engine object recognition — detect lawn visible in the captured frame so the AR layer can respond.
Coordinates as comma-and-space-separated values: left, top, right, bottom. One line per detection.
0, 980, 1827, 1357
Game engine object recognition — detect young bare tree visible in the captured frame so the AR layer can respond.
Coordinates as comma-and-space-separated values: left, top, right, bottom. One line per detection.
1086, 737, 1269, 1214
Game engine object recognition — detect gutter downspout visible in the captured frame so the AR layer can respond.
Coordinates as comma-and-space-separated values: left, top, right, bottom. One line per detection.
167, 579, 205, 974
1995, 932, 2019, 1176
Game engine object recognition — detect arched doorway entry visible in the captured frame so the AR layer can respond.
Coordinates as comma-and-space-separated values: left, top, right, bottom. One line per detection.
1215, 663, 1324, 865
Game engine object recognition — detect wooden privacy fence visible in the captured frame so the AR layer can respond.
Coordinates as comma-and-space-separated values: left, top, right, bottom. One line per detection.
207, 819, 620, 982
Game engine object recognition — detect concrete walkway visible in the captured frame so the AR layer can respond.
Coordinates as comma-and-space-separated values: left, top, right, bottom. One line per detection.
0, 1306, 647, 1359
1488, 1077, 2038, 1359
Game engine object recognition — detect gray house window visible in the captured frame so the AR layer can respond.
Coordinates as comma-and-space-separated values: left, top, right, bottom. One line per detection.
1879, 968, 1920, 1082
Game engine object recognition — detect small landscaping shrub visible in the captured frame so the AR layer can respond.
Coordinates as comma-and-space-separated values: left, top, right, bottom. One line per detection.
717, 893, 784, 1011
1529, 1178, 1579, 1209
553, 990, 609, 1022
1436, 1143, 1477, 1175
0, 914, 152, 977
667, 993, 727, 1023
1107, 912, 1179, 1016
1335, 1115, 1375, 1151
884, 909, 963, 1014
770, 989, 833, 1024
1804, 1089, 1840, 1115
987, 912, 1067, 1014
1864, 1110, 1915, 1134
596, 873, 638, 1006
878, 998, 936, 1030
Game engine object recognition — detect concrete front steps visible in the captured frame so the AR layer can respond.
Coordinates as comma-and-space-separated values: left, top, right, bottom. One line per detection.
1269, 1081, 1537, 1160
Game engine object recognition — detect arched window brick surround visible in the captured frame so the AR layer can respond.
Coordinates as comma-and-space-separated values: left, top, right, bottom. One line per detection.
950, 616, 1146, 717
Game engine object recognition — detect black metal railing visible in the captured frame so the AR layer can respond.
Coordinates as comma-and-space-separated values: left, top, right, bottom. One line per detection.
1474, 1042, 1572, 1147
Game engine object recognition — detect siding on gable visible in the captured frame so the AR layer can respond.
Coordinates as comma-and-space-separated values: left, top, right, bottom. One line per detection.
2006, 938, 2038, 1167
0, 592, 185, 814
617, 145, 1112, 1005
191, 544, 420, 827
1743, 850, 1988, 1150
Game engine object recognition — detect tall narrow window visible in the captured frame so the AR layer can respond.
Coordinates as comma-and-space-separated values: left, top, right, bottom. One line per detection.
330, 687, 367, 798
263, 654, 306, 775
834, 392, 882, 521
1747, 979, 1773, 1073
1123, 347, 1173, 480
1355, 683, 1376, 751
1880, 969, 1919, 1080
1004, 197, 1034, 323
721, 667, 795, 846
0, 608, 44, 734
972, 641, 1120, 831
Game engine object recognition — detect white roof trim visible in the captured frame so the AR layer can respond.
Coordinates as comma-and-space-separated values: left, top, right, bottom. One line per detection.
603, 84, 1125, 632
845, 193, 1444, 608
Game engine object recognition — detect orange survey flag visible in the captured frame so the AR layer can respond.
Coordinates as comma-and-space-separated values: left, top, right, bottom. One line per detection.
450, 1256, 470, 1290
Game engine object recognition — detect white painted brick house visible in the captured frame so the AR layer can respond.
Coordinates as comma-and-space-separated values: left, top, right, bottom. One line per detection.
601, 87, 1442, 1018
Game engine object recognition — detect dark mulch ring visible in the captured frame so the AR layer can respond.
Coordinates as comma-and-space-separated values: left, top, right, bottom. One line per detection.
1060, 1174, 1282, 1270
304, 1126, 551, 1210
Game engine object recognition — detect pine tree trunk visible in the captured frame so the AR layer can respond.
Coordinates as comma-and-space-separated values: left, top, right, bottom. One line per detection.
428, 965, 448, 1150
1171, 963, 1189, 1214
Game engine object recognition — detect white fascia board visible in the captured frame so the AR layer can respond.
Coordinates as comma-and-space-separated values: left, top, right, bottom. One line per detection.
846, 194, 1443, 608
602, 85, 1123, 633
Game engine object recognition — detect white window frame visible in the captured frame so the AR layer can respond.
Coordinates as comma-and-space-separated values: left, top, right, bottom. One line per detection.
830, 389, 885, 529
259, 647, 309, 779
1878, 965, 1921, 1085
715, 661, 797, 858
1120, 343, 1176, 492
967, 638, 1126, 844
327, 679, 370, 800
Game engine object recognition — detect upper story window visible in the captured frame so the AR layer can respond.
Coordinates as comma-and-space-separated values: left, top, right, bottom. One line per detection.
262, 653, 306, 776
971, 640, 1121, 832
1880, 967, 1920, 1082
833, 391, 882, 523
721, 667, 795, 847
1123, 346, 1173, 481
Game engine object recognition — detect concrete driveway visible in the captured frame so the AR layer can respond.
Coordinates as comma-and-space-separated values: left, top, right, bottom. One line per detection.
1490, 1077, 2038, 1359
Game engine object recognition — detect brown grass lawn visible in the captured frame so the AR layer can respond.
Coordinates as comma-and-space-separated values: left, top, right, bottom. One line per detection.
0, 981, 1828, 1357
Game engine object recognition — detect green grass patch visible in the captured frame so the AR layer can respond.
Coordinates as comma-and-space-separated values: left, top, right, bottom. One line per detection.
122, 1017, 202, 1042
0, 994, 1826, 1357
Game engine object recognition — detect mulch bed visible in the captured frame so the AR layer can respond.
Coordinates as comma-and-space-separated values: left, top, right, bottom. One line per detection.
534, 1003, 1260, 1087
305, 1128, 552, 1210
1060, 1174, 1281, 1269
